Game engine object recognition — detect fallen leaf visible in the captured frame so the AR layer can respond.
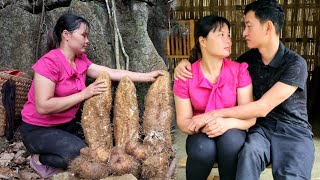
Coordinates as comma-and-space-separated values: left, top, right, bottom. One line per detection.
17, 169, 40, 180
0, 166, 11, 177
0, 153, 14, 166
11, 142, 25, 152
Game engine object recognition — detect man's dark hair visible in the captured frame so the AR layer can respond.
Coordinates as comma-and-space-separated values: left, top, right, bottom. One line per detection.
245, 0, 284, 35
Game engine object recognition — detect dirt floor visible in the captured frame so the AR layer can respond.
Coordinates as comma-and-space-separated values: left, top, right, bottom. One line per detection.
0, 128, 83, 180
0, 128, 38, 180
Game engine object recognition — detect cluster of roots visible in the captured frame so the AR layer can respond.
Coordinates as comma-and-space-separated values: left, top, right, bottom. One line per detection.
69, 72, 173, 179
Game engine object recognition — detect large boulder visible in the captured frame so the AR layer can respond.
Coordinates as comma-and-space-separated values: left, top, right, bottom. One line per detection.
0, 5, 38, 74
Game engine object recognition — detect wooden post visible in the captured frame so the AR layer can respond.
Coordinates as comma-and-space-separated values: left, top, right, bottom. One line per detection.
189, 20, 195, 52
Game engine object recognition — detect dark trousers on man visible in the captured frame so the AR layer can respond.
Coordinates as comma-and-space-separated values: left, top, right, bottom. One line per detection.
236, 119, 314, 180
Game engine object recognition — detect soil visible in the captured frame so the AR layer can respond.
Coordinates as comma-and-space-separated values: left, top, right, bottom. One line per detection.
0, 128, 86, 180
0, 128, 40, 180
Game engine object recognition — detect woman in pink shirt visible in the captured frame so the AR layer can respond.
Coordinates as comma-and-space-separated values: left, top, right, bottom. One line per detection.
20, 13, 163, 178
173, 15, 256, 180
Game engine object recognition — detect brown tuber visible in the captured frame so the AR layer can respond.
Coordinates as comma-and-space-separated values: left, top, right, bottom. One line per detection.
81, 72, 113, 162
113, 76, 140, 146
125, 140, 147, 161
109, 147, 141, 178
141, 72, 174, 179
69, 153, 110, 180
74, 71, 175, 179
142, 152, 170, 180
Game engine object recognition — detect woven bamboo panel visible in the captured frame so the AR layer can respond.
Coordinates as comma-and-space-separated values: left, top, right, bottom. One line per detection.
168, 0, 320, 79
0, 72, 32, 136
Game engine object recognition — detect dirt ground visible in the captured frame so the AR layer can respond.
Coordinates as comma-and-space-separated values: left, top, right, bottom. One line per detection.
0, 129, 81, 180
0, 128, 41, 180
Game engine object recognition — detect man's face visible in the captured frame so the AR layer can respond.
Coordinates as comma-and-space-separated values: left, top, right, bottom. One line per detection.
242, 11, 267, 49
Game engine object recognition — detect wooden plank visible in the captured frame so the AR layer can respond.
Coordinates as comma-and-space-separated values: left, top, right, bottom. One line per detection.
166, 35, 170, 56
175, 34, 179, 56
167, 55, 189, 58
187, 23, 191, 55
183, 30, 187, 55
179, 32, 183, 55
315, 0, 320, 67
170, 32, 175, 56
190, 20, 195, 51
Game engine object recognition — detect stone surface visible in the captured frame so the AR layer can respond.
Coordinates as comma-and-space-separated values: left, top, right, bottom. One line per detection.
0, 5, 38, 74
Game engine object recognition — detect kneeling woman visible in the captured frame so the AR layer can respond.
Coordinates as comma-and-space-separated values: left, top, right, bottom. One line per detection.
20, 13, 163, 178
173, 15, 256, 180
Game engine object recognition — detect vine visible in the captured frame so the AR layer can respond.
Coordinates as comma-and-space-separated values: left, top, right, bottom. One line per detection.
105, 0, 130, 70
35, 0, 46, 62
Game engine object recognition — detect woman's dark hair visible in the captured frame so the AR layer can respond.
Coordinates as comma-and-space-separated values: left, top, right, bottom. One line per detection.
244, 0, 284, 35
47, 13, 90, 51
189, 15, 230, 63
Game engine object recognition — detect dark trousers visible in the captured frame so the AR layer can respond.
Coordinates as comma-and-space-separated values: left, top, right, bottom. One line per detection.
236, 120, 315, 180
20, 118, 86, 169
186, 129, 246, 180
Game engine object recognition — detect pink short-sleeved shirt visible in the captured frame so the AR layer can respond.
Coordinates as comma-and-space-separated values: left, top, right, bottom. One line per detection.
21, 48, 93, 127
173, 58, 251, 115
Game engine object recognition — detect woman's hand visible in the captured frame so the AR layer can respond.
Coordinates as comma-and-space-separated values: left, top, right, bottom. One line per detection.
188, 112, 217, 133
187, 116, 207, 133
144, 70, 165, 82
80, 80, 108, 100
174, 59, 193, 81
202, 117, 231, 138
187, 112, 215, 133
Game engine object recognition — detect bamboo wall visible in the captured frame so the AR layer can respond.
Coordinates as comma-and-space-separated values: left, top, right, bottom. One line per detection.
167, 0, 320, 79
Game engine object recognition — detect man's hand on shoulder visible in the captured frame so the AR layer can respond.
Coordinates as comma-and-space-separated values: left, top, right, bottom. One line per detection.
174, 59, 193, 81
